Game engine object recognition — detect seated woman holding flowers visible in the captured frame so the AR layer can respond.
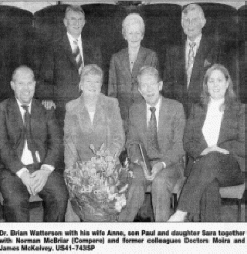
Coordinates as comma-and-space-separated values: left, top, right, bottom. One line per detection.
64, 64, 126, 221
169, 64, 245, 222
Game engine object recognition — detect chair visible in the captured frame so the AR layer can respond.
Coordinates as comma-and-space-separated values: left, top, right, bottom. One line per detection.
220, 183, 245, 222
126, 142, 186, 221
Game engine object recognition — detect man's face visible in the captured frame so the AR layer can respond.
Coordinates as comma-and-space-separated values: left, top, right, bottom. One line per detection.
138, 74, 162, 106
64, 10, 85, 38
182, 10, 204, 41
11, 70, 36, 105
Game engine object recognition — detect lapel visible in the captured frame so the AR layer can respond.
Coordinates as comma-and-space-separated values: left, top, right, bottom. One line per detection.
30, 99, 43, 129
189, 35, 208, 87
131, 46, 146, 77
157, 97, 170, 150
138, 100, 148, 148
61, 34, 79, 70
217, 105, 235, 145
178, 41, 187, 91
8, 97, 23, 133
120, 48, 131, 76
7, 98, 25, 155
76, 94, 106, 133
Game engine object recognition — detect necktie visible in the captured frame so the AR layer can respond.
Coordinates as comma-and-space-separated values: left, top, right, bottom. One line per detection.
21, 105, 37, 164
147, 107, 160, 159
73, 40, 83, 75
187, 42, 196, 87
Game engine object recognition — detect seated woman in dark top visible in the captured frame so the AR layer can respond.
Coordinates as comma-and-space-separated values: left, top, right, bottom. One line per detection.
169, 64, 245, 222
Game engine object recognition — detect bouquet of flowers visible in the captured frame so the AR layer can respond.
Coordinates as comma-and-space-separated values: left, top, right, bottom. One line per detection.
64, 144, 133, 221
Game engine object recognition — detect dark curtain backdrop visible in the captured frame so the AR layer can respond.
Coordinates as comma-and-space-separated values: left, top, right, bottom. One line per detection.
0, 3, 246, 102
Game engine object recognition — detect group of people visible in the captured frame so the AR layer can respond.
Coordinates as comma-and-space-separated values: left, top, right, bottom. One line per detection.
0, 3, 245, 222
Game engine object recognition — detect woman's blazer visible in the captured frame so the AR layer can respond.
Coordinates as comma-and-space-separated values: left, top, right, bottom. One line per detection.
64, 94, 125, 169
183, 102, 245, 176
108, 46, 158, 124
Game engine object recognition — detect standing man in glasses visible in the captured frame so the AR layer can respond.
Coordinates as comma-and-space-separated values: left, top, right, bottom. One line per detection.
163, 3, 221, 117
37, 5, 102, 128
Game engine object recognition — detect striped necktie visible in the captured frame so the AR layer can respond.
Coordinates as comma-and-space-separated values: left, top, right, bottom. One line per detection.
187, 41, 196, 87
73, 39, 83, 75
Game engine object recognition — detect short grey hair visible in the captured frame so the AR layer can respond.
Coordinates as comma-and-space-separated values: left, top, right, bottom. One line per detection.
181, 4, 206, 24
137, 66, 160, 87
65, 5, 85, 19
122, 13, 145, 37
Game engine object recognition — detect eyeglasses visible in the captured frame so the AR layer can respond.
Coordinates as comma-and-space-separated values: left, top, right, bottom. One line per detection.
67, 17, 84, 25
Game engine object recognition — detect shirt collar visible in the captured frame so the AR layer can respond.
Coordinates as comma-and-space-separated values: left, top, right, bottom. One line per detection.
16, 98, 32, 112
186, 33, 202, 48
146, 96, 162, 111
67, 32, 82, 44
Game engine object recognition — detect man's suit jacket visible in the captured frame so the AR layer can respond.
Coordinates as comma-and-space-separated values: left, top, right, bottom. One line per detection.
0, 98, 61, 174
64, 94, 125, 169
163, 35, 221, 117
184, 102, 245, 176
127, 96, 185, 169
36, 34, 102, 117
108, 46, 158, 125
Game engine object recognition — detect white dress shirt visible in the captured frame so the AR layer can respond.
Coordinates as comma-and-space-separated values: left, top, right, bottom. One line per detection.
146, 97, 166, 168
16, 99, 34, 167
146, 96, 161, 128
185, 33, 202, 67
67, 32, 83, 60
202, 98, 224, 147
16, 99, 54, 178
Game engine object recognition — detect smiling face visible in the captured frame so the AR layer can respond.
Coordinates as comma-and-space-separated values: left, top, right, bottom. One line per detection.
80, 73, 102, 98
182, 9, 205, 41
11, 68, 36, 105
124, 22, 144, 49
138, 73, 162, 106
207, 69, 229, 100
64, 10, 85, 38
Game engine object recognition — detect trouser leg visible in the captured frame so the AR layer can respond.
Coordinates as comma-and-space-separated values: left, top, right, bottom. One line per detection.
118, 164, 146, 221
200, 179, 221, 222
0, 170, 30, 222
178, 152, 243, 217
152, 165, 181, 222
39, 171, 69, 222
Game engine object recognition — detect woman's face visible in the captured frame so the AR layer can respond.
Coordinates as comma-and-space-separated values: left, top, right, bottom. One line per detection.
80, 74, 102, 98
207, 69, 229, 100
124, 22, 144, 49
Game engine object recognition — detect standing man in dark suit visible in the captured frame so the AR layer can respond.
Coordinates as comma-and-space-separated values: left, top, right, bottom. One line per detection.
163, 3, 221, 117
0, 66, 68, 222
37, 5, 102, 127
119, 66, 185, 222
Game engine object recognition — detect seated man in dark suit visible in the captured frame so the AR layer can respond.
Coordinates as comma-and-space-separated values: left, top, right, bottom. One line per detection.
0, 66, 68, 222
119, 66, 185, 222
37, 5, 102, 127
163, 3, 221, 117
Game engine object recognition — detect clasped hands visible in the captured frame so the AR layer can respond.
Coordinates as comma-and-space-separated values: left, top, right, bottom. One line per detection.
20, 167, 51, 195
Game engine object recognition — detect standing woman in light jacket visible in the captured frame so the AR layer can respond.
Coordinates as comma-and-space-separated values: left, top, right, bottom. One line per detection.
169, 64, 245, 222
108, 13, 159, 132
